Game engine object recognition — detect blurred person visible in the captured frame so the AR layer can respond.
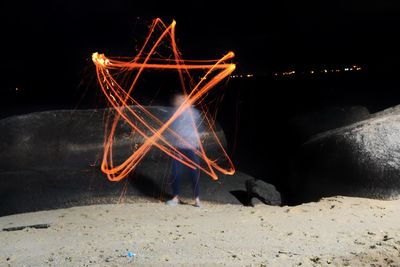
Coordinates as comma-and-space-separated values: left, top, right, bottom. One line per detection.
166, 93, 202, 207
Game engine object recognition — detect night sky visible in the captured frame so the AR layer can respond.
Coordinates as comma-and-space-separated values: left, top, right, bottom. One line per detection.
1, 0, 400, 110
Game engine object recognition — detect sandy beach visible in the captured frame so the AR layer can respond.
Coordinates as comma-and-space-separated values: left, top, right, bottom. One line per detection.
1, 196, 400, 266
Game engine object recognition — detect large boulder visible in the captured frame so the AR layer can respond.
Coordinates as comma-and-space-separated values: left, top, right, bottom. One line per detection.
288, 105, 370, 143
289, 105, 400, 203
0, 107, 246, 216
0, 106, 226, 172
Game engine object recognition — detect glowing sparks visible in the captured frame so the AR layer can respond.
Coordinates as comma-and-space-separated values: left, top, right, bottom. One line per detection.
92, 52, 110, 67
92, 18, 236, 182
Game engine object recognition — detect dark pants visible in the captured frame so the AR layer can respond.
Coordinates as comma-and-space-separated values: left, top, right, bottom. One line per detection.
171, 149, 200, 198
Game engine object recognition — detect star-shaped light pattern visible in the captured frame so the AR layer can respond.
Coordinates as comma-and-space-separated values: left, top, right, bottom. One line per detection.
92, 18, 236, 182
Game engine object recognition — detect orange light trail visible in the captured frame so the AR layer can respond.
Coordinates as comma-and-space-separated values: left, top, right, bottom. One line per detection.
92, 18, 236, 182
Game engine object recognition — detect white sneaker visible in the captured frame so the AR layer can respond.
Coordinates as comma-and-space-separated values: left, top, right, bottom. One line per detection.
166, 198, 179, 206
194, 199, 201, 208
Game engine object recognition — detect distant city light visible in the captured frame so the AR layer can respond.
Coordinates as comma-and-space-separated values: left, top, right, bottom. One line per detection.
230, 73, 254, 79
273, 65, 362, 77
281, 70, 295, 76
230, 65, 362, 79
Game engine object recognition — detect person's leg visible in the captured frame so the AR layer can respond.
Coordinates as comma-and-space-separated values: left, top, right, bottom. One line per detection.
166, 157, 181, 205
187, 150, 201, 206
172, 157, 180, 197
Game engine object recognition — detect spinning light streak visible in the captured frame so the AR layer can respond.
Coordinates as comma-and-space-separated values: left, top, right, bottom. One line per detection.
92, 18, 236, 182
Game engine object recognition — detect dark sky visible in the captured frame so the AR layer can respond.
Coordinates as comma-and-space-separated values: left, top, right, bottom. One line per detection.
1, 0, 400, 105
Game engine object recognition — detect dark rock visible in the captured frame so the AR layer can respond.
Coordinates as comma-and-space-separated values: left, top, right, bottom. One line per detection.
245, 178, 281, 206
2, 223, 50, 232
289, 105, 400, 203
288, 105, 369, 143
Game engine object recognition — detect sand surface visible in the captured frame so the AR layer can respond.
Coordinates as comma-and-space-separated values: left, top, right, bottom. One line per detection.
1, 197, 400, 266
